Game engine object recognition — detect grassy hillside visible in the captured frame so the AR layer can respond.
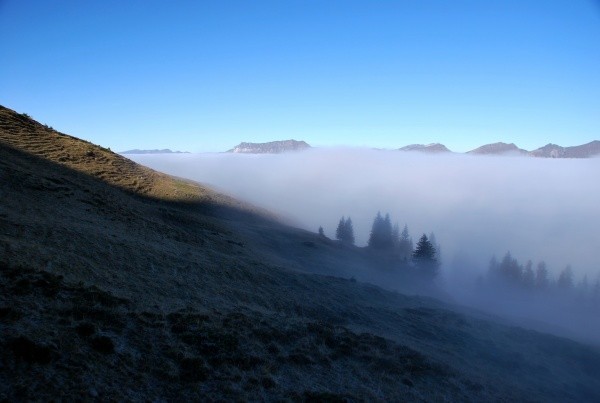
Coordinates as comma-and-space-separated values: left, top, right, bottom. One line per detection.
1, 105, 599, 401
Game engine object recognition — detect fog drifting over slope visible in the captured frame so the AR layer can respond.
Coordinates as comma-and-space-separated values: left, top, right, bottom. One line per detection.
130, 149, 600, 282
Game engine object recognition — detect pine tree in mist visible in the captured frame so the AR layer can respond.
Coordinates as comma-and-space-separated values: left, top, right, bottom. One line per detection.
335, 216, 355, 245
429, 232, 440, 261
535, 261, 549, 290
481, 251, 600, 323
344, 217, 355, 245
367, 212, 382, 248
398, 224, 414, 260
368, 212, 393, 249
558, 265, 574, 291
383, 214, 392, 246
498, 252, 523, 285
318, 226, 325, 237
412, 234, 439, 279
336, 217, 346, 241
391, 223, 400, 248
522, 260, 535, 289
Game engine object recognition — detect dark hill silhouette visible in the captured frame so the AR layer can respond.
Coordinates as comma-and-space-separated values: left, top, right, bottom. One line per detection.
1, 105, 599, 401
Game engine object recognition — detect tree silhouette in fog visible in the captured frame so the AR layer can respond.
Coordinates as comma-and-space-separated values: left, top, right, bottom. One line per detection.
558, 265, 574, 291
412, 234, 439, 279
522, 260, 535, 289
368, 212, 393, 249
391, 223, 400, 248
398, 224, 414, 260
535, 261, 549, 290
497, 252, 523, 286
335, 216, 355, 245
428, 232, 440, 261
482, 250, 600, 323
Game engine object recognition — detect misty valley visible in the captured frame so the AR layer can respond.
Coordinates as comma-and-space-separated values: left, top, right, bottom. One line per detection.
1, 107, 600, 401
130, 149, 600, 344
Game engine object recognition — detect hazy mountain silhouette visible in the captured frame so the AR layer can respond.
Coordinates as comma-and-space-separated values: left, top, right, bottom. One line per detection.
399, 143, 452, 153
224, 139, 600, 158
467, 142, 529, 155
228, 139, 311, 153
530, 140, 600, 158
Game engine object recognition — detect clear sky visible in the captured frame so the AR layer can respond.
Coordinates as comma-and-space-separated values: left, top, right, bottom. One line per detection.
1, 1, 599, 152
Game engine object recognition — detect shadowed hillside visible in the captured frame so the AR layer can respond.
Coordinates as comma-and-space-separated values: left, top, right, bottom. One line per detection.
1, 105, 600, 401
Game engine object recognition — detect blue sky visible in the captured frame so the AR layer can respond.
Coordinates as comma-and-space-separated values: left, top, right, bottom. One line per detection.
1, 0, 599, 152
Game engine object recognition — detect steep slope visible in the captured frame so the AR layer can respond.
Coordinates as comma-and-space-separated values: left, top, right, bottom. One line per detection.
2, 105, 600, 401
228, 139, 310, 153
0, 107, 209, 203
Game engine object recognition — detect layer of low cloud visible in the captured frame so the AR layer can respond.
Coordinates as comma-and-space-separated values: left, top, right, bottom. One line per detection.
129, 149, 600, 282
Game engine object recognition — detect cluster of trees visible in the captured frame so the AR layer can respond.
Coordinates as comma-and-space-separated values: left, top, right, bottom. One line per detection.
487, 251, 600, 305
334, 217, 355, 245
321, 212, 441, 279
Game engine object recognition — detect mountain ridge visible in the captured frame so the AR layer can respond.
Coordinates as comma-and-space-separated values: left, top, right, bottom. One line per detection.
222, 139, 600, 157
529, 140, 600, 158
467, 142, 529, 156
399, 143, 451, 153
228, 139, 311, 154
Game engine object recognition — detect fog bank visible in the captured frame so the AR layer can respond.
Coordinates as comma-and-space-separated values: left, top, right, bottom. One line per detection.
129, 149, 600, 281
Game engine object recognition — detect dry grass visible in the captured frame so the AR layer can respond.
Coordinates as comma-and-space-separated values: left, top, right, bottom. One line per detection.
0, 262, 486, 401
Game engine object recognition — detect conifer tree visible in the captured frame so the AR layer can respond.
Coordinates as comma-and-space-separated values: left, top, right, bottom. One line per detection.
368, 212, 393, 249
343, 217, 355, 245
383, 214, 392, 246
558, 265, 574, 291
428, 232, 440, 260
522, 260, 535, 289
535, 261, 549, 290
336, 216, 355, 244
391, 223, 400, 248
498, 252, 522, 285
412, 234, 439, 279
336, 217, 346, 241
398, 224, 413, 260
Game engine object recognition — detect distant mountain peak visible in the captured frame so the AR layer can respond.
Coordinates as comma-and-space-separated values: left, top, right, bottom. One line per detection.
530, 140, 600, 158
399, 143, 451, 153
468, 142, 528, 155
227, 139, 311, 154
